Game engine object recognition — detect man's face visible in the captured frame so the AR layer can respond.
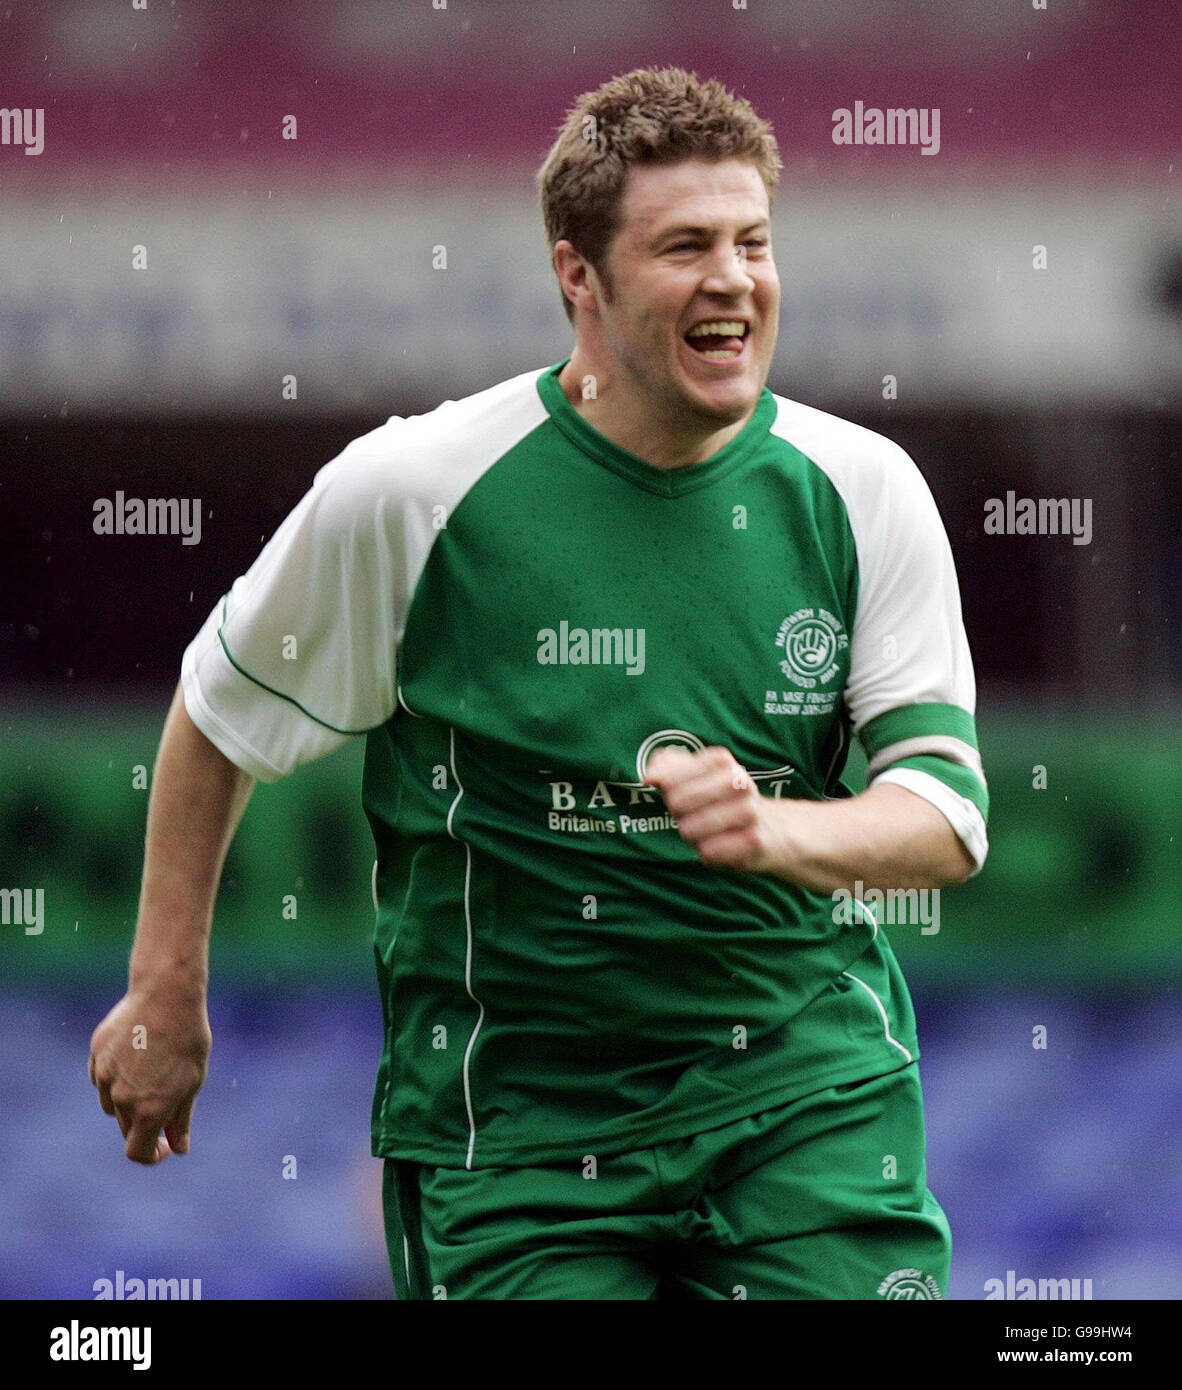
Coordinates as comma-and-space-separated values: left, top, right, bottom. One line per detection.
591, 158, 780, 424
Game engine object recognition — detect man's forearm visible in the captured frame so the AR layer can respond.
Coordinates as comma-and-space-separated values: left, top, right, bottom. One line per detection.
128, 684, 255, 994
765, 781, 975, 895
646, 746, 979, 893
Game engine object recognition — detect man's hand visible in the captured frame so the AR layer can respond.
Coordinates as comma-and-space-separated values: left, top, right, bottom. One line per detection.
88, 986, 211, 1165
646, 745, 786, 874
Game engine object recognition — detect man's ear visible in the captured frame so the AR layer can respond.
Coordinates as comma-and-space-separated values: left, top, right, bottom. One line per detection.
554, 240, 600, 315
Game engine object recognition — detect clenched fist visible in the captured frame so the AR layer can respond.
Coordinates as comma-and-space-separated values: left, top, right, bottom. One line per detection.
646, 744, 789, 876
89, 987, 211, 1165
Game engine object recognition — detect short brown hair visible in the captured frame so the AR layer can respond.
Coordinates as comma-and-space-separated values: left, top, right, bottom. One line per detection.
537, 67, 782, 323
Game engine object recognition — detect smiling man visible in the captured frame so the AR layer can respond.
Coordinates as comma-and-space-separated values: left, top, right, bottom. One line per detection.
554, 157, 778, 464
90, 67, 987, 1301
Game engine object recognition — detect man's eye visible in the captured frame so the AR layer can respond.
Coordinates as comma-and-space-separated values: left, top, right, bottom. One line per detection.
665, 238, 767, 254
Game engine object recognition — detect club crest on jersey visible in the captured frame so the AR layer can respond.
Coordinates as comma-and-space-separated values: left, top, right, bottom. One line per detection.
877, 1268, 943, 1300
776, 607, 848, 689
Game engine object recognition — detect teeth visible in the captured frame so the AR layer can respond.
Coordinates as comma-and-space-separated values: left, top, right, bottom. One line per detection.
686, 320, 747, 337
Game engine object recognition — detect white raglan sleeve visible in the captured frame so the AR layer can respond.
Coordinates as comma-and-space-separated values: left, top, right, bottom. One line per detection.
180, 424, 406, 782
842, 439, 990, 874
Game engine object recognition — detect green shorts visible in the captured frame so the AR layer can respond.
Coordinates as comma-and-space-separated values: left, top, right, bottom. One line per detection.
382, 1061, 951, 1300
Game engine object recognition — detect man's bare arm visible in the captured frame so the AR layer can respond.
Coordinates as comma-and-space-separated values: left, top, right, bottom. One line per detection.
754, 781, 976, 893
647, 746, 976, 893
88, 683, 255, 1164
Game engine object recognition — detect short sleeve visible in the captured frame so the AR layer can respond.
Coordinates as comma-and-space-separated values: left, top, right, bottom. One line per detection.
842, 442, 989, 873
181, 427, 405, 782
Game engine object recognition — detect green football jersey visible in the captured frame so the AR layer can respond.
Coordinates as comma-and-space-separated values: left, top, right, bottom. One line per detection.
183, 359, 988, 1169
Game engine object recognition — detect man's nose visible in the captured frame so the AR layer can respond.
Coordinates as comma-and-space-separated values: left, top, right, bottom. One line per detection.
702, 244, 755, 293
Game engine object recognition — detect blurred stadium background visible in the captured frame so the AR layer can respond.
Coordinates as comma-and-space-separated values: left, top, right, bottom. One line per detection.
1, 0, 1179, 1300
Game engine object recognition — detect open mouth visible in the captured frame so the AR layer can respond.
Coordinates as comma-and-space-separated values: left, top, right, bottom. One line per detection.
683, 319, 750, 360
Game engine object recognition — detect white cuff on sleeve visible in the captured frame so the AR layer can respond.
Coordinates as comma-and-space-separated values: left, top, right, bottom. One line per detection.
870, 766, 989, 876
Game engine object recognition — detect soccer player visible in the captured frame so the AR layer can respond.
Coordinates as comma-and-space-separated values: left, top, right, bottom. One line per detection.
89, 67, 987, 1301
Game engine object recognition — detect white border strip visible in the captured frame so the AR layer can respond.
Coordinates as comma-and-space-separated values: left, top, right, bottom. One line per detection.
447, 725, 486, 1169
841, 970, 913, 1062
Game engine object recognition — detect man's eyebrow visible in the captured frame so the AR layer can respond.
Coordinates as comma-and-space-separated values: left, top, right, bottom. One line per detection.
651, 219, 771, 244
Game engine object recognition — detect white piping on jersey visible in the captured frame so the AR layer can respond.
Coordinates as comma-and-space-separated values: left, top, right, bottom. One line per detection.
819, 715, 851, 800
841, 970, 913, 1062
446, 724, 486, 1169
403, 1234, 411, 1286
374, 689, 416, 918
397, 684, 424, 717
445, 724, 464, 839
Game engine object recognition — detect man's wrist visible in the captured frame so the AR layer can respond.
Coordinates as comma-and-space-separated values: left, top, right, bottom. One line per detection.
761, 797, 822, 888
129, 941, 209, 999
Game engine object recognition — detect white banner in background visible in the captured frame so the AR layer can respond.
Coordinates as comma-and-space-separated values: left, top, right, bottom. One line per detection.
0, 185, 1176, 415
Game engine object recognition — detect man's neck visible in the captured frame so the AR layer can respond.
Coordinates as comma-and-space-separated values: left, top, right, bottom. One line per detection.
557, 356, 753, 471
